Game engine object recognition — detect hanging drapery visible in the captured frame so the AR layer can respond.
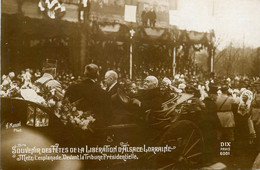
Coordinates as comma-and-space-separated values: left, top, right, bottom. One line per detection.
2, 14, 215, 75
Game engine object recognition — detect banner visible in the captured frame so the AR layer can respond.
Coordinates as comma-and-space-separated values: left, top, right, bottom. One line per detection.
124, 5, 137, 22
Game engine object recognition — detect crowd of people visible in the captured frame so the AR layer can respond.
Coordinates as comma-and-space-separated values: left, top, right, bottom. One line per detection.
1, 63, 260, 167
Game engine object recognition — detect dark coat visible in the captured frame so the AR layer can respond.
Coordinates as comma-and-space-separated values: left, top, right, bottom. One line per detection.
107, 83, 137, 124
202, 96, 221, 163
203, 97, 221, 129
141, 10, 148, 24
65, 79, 112, 127
160, 87, 173, 102
107, 83, 119, 97
138, 88, 163, 112
148, 10, 156, 21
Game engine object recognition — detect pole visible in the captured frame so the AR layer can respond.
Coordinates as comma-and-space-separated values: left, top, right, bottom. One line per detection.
129, 29, 135, 80
172, 47, 176, 76
210, 48, 214, 72
130, 42, 133, 80
228, 43, 232, 76
242, 33, 245, 75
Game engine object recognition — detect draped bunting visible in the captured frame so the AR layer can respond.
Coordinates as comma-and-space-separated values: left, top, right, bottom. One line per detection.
134, 27, 173, 44
90, 21, 130, 42
133, 27, 214, 47
3, 14, 214, 47
2, 14, 216, 74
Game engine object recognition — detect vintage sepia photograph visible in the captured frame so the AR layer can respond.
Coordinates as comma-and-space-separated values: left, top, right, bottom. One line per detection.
1, 0, 260, 169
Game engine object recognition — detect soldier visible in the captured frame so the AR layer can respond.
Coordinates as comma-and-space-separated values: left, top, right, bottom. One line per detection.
35, 68, 64, 101
216, 86, 236, 141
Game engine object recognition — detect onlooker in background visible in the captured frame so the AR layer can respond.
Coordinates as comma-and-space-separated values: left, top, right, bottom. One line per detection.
148, 8, 156, 27
251, 83, 260, 151
160, 77, 176, 101
78, 0, 90, 22
141, 7, 149, 26
233, 89, 255, 168
35, 68, 64, 100
202, 85, 221, 164
216, 86, 236, 142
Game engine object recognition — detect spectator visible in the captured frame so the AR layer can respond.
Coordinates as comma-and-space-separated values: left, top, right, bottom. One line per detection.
216, 86, 236, 141
35, 68, 64, 100
141, 8, 149, 26
148, 8, 156, 27
202, 85, 221, 164
160, 77, 176, 101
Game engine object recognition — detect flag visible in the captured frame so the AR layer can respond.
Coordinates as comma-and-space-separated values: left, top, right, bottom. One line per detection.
124, 5, 137, 22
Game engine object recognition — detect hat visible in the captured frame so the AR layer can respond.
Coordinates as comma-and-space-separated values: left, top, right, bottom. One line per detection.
84, 64, 99, 79
162, 77, 171, 86
221, 85, 229, 92
174, 74, 180, 80
233, 89, 239, 94
9, 72, 15, 78
178, 83, 186, 89
186, 85, 200, 96
217, 89, 222, 95
208, 85, 218, 94
235, 76, 240, 81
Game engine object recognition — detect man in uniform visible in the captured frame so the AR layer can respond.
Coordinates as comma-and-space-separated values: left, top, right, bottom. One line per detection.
216, 86, 235, 141
35, 68, 64, 100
